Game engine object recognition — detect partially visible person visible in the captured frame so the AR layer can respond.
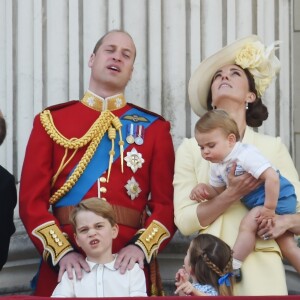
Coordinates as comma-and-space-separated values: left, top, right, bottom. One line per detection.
0, 111, 17, 271
174, 35, 300, 295
19, 29, 176, 296
51, 198, 147, 297
190, 109, 300, 280
175, 233, 234, 296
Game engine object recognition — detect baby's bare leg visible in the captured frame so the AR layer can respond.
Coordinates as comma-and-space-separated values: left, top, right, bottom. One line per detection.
233, 206, 262, 261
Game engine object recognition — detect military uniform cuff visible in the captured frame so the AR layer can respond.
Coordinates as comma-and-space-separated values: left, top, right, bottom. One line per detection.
32, 221, 74, 266
135, 220, 170, 263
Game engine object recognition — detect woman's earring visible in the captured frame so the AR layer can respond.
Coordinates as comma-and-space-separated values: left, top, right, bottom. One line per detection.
213, 106, 217, 110
245, 102, 249, 110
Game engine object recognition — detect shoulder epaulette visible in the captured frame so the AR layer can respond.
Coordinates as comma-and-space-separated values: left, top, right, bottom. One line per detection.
42, 100, 79, 112
127, 103, 166, 121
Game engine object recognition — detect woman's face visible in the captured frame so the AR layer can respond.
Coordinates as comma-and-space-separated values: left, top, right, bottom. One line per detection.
210, 64, 253, 109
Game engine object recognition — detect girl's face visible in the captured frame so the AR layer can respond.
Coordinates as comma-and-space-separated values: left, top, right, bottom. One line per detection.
210, 64, 254, 110
74, 210, 118, 264
183, 244, 192, 275
195, 128, 236, 163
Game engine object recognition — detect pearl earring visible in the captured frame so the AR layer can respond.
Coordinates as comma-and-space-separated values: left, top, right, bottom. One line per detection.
245, 102, 249, 110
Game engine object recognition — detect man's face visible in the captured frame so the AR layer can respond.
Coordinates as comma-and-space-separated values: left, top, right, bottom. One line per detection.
88, 32, 136, 93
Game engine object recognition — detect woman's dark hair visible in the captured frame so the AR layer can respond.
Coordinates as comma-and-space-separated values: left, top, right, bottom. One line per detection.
206, 66, 269, 127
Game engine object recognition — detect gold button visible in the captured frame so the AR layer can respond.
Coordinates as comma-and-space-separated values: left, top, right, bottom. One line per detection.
100, 187, 107, 193
99, 177, 107, 183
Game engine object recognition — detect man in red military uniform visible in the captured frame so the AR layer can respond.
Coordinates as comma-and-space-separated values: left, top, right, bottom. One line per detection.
19, 30, 176, 296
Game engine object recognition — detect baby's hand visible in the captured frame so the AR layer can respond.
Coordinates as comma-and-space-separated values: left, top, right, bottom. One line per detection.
190, 183, 210, 202
256, 206, 275, 225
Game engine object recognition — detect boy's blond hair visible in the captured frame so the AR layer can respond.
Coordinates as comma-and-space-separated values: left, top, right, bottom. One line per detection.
69, 198, 116, 231
195, 109, 240, 141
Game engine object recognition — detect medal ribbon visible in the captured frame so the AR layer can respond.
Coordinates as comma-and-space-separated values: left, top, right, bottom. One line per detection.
55, 107, 158, 207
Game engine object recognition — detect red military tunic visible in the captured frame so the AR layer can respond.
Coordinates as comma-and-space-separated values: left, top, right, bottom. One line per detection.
19, 92, 176, 296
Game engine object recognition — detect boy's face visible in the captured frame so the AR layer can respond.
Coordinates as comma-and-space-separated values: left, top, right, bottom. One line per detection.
74, 210, 118, 263
195, 128, 235, 163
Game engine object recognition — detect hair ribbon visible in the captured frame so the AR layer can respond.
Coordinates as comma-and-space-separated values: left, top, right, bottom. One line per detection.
218, 272, 233, 286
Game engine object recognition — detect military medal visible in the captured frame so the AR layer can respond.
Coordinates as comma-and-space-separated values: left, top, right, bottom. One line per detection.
124, 148, 145, 173
125, 176, 141, 200
126, 124, 135, 144
134, 125, 144, 145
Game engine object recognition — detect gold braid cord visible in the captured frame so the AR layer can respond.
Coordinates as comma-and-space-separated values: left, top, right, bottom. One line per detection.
40, 109, 118, 205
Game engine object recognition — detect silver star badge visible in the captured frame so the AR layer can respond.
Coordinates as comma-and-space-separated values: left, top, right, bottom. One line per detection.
125, 177, 141, 200
115, 97, 123, 108
87, 96, 95, 106
124, 148, 145, 173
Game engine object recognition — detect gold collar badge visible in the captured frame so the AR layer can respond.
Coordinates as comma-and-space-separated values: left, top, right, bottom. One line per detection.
81, 91, 126, 112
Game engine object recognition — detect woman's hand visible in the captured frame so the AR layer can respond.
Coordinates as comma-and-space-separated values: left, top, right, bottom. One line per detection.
196, 163, 263, 227
227, 162, 262, 198
257, 214, 290, 240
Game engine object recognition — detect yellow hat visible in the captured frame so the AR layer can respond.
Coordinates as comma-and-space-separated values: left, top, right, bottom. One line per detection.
188, 35, 281, 116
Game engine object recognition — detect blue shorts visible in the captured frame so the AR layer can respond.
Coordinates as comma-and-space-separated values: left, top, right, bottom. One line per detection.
242, 174, 297, 214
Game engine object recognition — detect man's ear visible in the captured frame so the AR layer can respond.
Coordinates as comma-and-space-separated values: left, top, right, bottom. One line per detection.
129, 66, 134, 80
88, 53, 95, 68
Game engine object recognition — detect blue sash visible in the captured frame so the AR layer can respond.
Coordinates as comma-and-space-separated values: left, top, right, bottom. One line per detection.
55, 107, 158, 207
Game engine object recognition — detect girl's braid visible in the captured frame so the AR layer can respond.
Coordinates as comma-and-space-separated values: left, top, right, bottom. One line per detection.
201, 251, 232, 276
